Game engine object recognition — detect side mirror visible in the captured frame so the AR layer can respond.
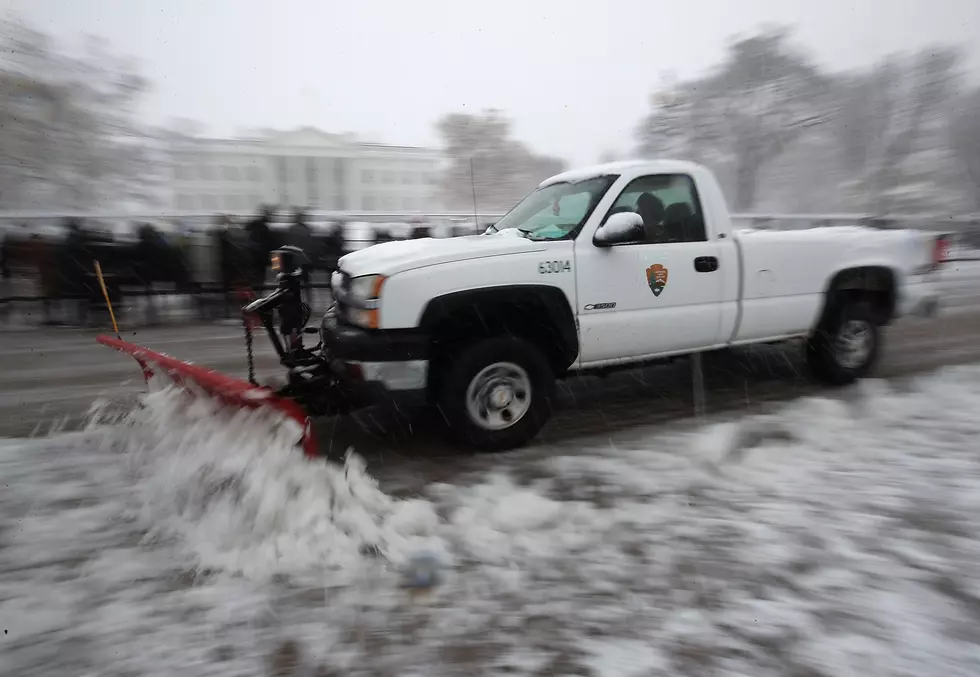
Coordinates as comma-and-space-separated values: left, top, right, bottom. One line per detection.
594, 212, 644, 247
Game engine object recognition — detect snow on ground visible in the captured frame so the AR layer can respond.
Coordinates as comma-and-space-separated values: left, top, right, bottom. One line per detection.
6, 369, 980, 676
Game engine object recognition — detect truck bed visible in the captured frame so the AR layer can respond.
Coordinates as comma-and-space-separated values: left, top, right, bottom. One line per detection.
728, 226, 941, 345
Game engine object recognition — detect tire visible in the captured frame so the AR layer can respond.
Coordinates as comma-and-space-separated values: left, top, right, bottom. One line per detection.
438, 336, 554, 452
806, 300, 881, 385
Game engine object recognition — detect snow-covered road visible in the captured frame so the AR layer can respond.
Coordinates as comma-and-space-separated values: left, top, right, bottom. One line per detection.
5, 366, 980, 676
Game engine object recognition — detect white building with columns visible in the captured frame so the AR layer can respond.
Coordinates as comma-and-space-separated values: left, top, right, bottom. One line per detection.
168, 127, 443, 215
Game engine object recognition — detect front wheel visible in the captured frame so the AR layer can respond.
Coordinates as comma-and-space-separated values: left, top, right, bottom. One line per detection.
439, 337, 554, 452
806, 301, 881, 385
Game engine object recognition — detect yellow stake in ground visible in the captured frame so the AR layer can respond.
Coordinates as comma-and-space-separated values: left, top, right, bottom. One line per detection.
93, 260, 121, 340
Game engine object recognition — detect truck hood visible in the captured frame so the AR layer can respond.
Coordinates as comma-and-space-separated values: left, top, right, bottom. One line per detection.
338, 230, 548, 277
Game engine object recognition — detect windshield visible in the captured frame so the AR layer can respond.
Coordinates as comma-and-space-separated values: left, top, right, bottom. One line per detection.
491, 175, 618, 240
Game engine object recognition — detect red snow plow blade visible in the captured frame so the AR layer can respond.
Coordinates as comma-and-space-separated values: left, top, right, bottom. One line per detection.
97, 335, 317, 458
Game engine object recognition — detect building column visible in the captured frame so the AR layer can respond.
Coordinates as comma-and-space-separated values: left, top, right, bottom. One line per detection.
340, 158, 357, 213
276, 155, 288, 207
306, 156, 318, 209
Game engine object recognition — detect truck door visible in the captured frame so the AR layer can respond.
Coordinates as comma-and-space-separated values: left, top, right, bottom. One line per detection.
574, 173, 728, 366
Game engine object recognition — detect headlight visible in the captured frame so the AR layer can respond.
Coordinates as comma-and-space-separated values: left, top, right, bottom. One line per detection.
349, 274, 386, 308
345, 274, 386, 329
345, 307, 379, 329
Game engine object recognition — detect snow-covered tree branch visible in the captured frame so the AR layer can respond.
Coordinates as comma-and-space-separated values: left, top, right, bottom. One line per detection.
834, 48, 962, 213
637, 29, 830, 211
634, 27, 973, 214
0, 18, 160, 211
437, 110, 566, 212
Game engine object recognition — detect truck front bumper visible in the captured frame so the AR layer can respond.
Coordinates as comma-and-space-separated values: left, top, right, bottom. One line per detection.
319, 311, 430, 408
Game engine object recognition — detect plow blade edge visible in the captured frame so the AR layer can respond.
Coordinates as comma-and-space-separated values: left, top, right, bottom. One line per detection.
96, 335, 317, 457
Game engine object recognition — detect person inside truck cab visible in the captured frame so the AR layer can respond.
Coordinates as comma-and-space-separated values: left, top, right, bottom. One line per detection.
636, 192, 667, 243
663, 201, 693, 242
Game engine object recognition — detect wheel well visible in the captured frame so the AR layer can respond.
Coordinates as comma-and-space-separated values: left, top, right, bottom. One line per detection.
419, 286, 578, 396
819, 266, 897, 328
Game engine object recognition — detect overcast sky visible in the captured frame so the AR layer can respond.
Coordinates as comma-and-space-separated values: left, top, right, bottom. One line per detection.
6, 0, 980, 165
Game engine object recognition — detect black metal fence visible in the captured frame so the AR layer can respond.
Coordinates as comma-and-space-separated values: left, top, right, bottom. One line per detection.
0, 279, 338, 328
3, 212, 980, 329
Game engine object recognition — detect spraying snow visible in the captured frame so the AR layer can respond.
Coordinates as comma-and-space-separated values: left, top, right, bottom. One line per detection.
121, 385, 447, 581
6, 367, 980, 675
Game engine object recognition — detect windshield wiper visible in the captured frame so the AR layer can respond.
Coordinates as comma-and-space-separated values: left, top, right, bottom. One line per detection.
518, 228, 545, 240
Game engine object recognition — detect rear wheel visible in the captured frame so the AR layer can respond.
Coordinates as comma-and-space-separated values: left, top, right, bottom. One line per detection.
439, 337, 554, 451
806, 300, 880, 385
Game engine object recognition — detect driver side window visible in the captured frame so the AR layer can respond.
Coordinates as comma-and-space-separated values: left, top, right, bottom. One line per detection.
603, 174, 706, 244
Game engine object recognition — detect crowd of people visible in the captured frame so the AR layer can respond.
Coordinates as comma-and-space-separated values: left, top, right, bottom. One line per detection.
0, 206, 349, 326
210, 206, 345, 291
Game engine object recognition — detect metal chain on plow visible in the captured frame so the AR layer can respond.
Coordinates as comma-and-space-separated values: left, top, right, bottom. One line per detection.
243, 312, 257, 386
237, 286, 259, 386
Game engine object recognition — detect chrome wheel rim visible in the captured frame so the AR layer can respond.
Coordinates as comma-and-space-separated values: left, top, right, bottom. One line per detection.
464, 361, 532, 431
835, 319, 874, 370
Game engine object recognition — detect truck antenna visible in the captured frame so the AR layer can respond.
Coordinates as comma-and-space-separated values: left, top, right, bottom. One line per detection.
470, 156, 480, 233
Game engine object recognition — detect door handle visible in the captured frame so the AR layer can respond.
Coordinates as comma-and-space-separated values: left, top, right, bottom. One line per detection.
694, 256, 718, 273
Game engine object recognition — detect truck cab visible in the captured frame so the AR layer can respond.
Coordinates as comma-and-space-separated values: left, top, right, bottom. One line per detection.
547, 161, 738, 366
323, 160, 944, 450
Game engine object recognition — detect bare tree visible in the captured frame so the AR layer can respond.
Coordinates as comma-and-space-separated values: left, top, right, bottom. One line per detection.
636, 28, 830, 210
0, 18, 158, 211
636, 84, 723, 164
949, 88, 980, 212
598, 149, 622, 164
437, 110, 566, 212
707, 29, 831, 210
833, 48, 960, 213
0, 73, 63, 207
634, 29, 971, 215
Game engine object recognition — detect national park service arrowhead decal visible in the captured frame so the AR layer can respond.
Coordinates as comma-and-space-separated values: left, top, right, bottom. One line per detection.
646, 263, 668, 297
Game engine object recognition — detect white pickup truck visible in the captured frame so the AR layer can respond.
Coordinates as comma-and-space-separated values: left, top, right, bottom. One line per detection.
323, 160, 946, 450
